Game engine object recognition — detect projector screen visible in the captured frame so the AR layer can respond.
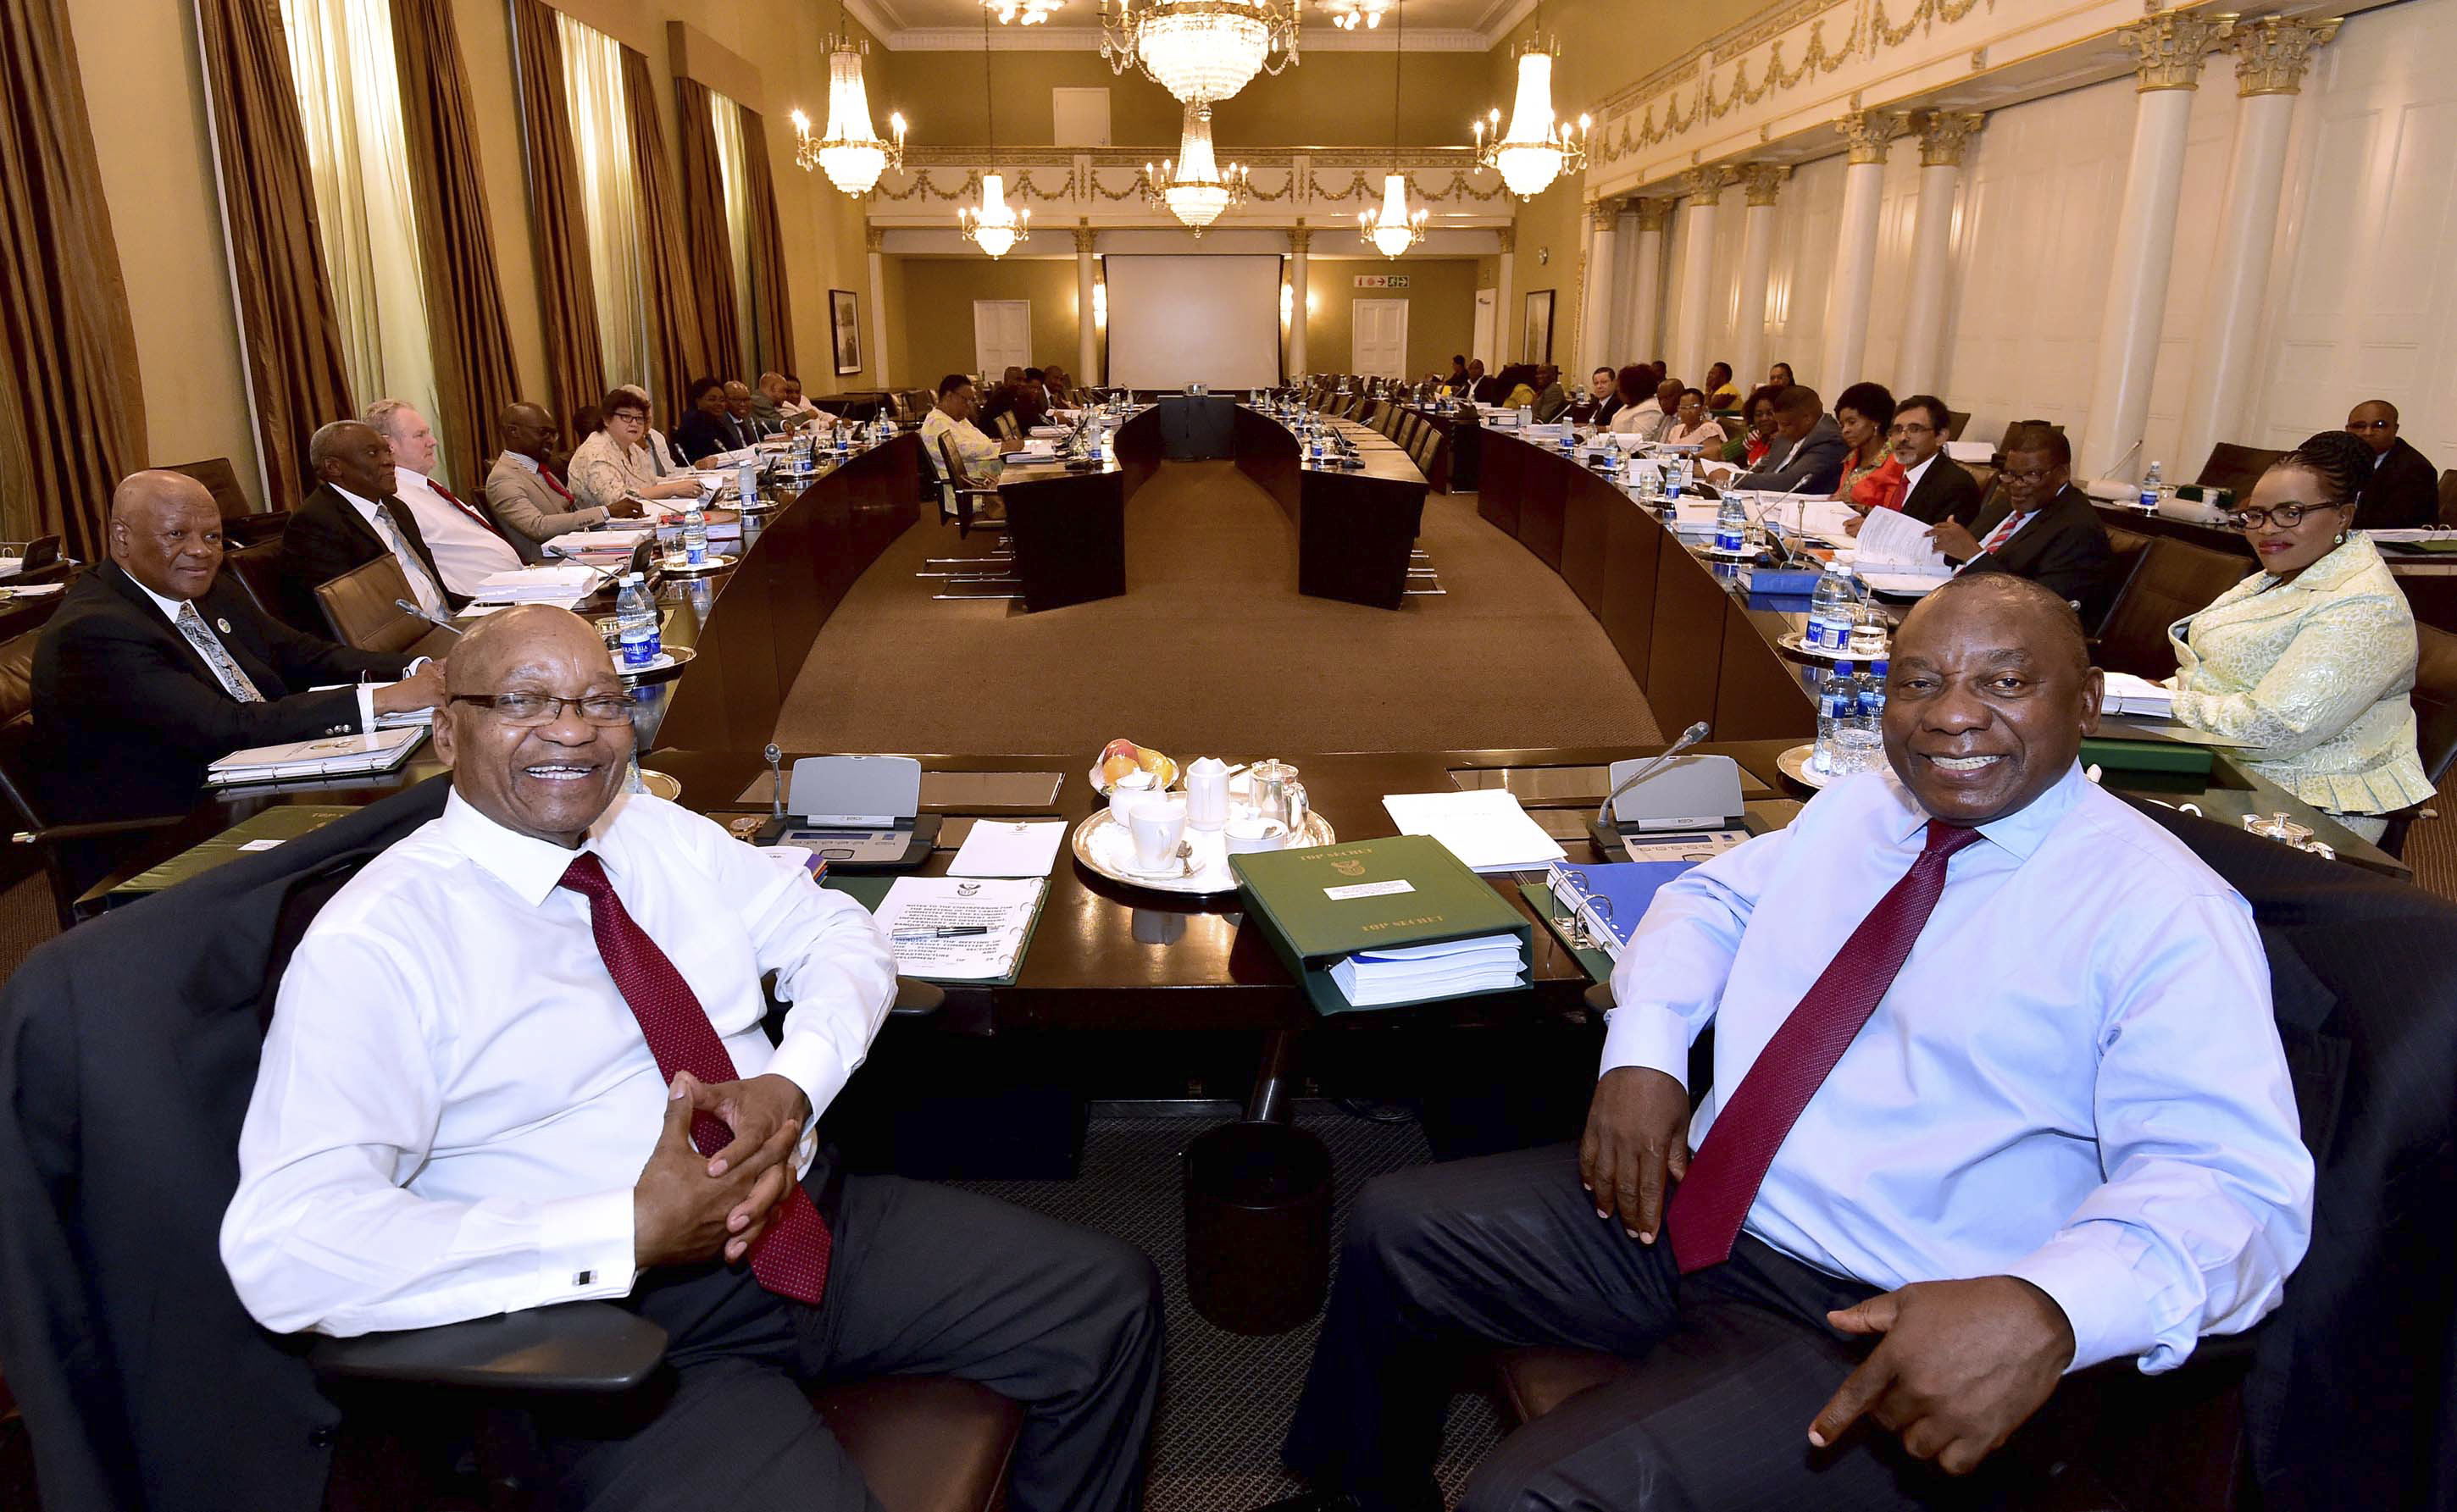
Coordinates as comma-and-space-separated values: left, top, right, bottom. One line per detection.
1102, 254, 1282, 390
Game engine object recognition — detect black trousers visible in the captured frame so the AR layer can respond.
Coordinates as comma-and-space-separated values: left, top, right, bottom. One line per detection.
1284, 1144, 2013, 1512
538, 1172, 1162, 1512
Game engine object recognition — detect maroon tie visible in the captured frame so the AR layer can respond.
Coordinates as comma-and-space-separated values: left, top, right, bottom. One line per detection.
540, 466, 576, 504
429, 477, 511, 543
1667, 819, 1985, 1274
558, 852, 832, 1304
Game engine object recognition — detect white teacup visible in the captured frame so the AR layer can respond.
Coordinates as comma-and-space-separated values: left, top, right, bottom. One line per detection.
1128, 797, 1189, 872
1223, 816, 1288, 855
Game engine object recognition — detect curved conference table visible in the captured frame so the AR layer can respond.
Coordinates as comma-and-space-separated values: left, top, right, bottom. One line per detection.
82, 413, 2404, 1039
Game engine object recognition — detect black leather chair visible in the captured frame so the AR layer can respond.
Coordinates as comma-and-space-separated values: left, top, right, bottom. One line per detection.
2091, 534, 2250, 679
162, 457, 291, 545
2375, 618, 2457, 858
2195, 442, 2287, 505
223, 538, 295, 627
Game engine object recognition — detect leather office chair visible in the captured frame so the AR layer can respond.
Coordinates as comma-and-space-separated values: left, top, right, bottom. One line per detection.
2090, 534, 2249, 678
223, 538, 291, 624
936, 434, 1006, 540
163, 456, 292, 544
2373, 618, 2457, 858
2098, 526, 2155, 634
1946, 409, 1972, 441
2195, 442, 2287, 504
2438, 468, 2457, 528
314, 556, 429, 655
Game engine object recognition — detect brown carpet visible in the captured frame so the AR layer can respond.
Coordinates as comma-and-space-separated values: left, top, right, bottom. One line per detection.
774, 466, 1663, 758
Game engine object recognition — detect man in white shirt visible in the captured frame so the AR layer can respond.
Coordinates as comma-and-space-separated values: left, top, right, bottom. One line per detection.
221, 605, 1161, 1511
361, 399, 524, 595
1273, 573, 2312, 1512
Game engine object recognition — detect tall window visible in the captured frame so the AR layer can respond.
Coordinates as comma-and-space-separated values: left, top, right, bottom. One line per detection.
556, 13, 649, 396
279, 0, 447, 477
709, 89, 755, 379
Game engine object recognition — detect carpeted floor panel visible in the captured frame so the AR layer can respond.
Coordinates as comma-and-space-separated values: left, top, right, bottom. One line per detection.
952, 1105, 1502, 1512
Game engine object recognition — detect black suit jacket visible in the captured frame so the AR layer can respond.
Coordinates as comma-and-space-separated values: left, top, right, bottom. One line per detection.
276, 482, 460, 631
0, 778, 452, 1512
31, 562, 413, 827
1960, 485, 2116, 627
2355, 436, 2440, 531
1896, 453, 1983, 528
674, 409, 750, 463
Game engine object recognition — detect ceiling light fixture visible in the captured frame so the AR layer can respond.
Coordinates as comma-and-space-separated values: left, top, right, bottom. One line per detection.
987, 0, 1059, 22
959, 7, 1030, 256
1148, 103, 1249, 235
1358, 0, 1425, 258
790, 6, 907, 197
1324, 0, 1386, 29
1098, 0, 1300, 108
1472, 2, 1589, 199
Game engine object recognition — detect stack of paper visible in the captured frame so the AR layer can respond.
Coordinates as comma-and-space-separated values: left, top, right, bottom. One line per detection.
1328, 934, 1525, 1008
2100, 671, 2177, 717
946, 819, 1066, 878
1851, 507, 1955, 595
1382, 789, 1567, 873
470, 564, 603, 606
208, 727, 424, 786
557, 527, 652, 553
872, 876, 1044, 981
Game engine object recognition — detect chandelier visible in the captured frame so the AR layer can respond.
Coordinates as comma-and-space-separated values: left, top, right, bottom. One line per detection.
1473, 38, 1589, 199
1324, 0, 1385, 27
1147, 104, 1249, 235
790, 30, 907, 197
959, 8, 1029, 257
987, 0, 1058, 22
1358, 1, 1425, 258
1098, 0, 1299, 107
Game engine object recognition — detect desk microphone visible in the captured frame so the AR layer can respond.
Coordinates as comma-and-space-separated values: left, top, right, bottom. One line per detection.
2102, 436, 2144, 482
1595, 721, 1711, 830
765, 743, 787, 822
394, 599, 463, 634
545, 543, 627, 587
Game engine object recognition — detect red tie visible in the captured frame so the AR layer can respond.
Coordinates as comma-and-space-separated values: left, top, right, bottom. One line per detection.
558, 852, 832, 1304
540, 466, 576, 503
428, 477, 510, 543
1978, 507, 2024, 554
1667, 820, 1986, 1274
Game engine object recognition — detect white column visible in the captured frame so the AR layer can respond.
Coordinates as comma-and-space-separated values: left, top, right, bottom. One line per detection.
1672, 169, 1728, 382
1898, 111, 1983, 398
1820, 112, 1901, 396
1577, 198, 1620, 376
1494, 226, 1515, 363
2176, 17, 2337, 474
1074, 220, 1101, 385
1286, 224, 1311, 376
864, 225, 891, 387
2081, 9, 2227, 479
1626, 197, 1668, 363
1731, 165, 1788, 396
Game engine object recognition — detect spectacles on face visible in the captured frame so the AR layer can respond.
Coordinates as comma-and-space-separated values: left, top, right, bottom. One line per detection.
2226, 501, 2344, 530
2002, 467, 2055, 487
1889, 421, 1938, 439
2346, 418, 2395, 432
451, 691, 639, 726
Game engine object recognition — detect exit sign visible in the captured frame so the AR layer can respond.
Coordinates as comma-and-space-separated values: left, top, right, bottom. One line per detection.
1352, 274, 1411, 289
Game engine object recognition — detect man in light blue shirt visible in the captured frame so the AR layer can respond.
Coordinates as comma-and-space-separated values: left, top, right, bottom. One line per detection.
1273, 573, 2314, 1512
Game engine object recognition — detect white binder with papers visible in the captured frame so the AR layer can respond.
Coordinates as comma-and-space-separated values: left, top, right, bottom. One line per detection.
208, 726, 424, 786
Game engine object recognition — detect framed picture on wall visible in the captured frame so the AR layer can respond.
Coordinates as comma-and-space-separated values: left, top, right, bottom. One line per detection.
830, 289, 862, 376
1522, 290, 1554, 366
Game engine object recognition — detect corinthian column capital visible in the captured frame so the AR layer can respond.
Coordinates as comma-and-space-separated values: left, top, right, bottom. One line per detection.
1911, 109, 1985, 168
2227, 15, 2341, 97
1835, 110, 1905, 165
1737, 163, 1791, 207
2118, 9, 2230, 91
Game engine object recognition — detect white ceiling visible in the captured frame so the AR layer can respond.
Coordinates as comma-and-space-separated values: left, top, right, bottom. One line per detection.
844, 0, 1531, 50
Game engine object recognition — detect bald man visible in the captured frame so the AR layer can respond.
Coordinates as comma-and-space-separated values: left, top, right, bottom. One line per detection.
2344, 399, 2440, 531
486, 402, 641, 564
278, 419, 463, 631
31, 472, 445, 878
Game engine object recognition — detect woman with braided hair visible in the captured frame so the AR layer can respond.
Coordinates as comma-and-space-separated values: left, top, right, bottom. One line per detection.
2165, 429, 2431, 840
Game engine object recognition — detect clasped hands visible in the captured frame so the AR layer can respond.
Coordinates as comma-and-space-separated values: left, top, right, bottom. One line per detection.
632, 1072, 812, 1270
1580, 1066, 2075, 1476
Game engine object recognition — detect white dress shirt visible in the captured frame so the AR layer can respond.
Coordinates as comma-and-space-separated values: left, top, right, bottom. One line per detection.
133, 576, 380, 730
222, 789, 899, 1337
1898, 450, 1937, 502
331, 484, 452, 616
1605, 763, 2312, 1375
391, 464, 522, 595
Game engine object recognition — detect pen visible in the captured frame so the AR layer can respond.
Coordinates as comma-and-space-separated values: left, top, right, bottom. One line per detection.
892, 926, 991, 939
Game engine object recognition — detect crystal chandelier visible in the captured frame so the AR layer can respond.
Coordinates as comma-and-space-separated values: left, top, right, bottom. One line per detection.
1098, 0, 1299, 107
1358, 1, 1425, 258
958, 9, 1029, 257
987, 0, 1059, 20
1324, 0, 1386, 28
1147, 104, 1249, 235
790, 29, 907, 197
1472, 35, 1589, 199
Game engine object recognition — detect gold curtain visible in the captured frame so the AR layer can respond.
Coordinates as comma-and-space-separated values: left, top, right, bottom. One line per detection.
0, 0, 147, 556
510, 0, 602, 442
391, 0, 519, 490
197, 0, 355, 507
739, 106, 796, 379
673, 76, 740, 385
619, 46, 705, 417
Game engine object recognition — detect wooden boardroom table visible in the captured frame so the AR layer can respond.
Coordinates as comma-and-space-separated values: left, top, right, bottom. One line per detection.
992, 399, 1431, 612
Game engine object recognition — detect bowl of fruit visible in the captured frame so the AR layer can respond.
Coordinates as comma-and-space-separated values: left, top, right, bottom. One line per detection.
1090, 739, 1180, 816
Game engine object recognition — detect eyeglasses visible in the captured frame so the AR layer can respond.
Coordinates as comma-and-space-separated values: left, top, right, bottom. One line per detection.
2225, 501, 2345, 530
450, 691, 639, 726
2001, 467, 2056, 486
1888, 421, 1938, 438
2346, 418, 2395, 432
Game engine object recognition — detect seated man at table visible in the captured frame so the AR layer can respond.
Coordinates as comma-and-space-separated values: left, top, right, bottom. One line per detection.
1716, 382, 1845, 494
487, 401, 646, 563
1272, 573, 2312, 1512
1530, 364, 1571, 423
280, 419, 466, 629
1930, 424, 2116, 627
1440, 355, 1471, 395
33, 470, 445, 848
363, 398, 525, 597
220, 604, 1162, 1511
2344, 398, 2441, 530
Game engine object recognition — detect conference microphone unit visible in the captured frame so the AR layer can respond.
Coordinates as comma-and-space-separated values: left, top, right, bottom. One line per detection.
766, 743, 788, 822
1594, 721, 1711, 831
395, 599, 463, 634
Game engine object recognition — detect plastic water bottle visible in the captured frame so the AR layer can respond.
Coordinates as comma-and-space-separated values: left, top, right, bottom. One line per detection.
1309, 429, 1326, 465
1667, 451, 1691, 499
1715, 494, 1747, 555
1807, 558, 1856, 650
1858, 656, 1889, 735
1517, 404, 1534, 431
2139, 460, 2163, 512
614, 573, 659, 668
1813, 659, 1855, 774
681, 501, 708, 567
735, 461, 757, 509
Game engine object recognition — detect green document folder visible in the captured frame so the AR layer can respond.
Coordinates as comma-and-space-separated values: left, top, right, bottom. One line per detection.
106, 806, 360, 903
1229, 834, 1534, 1014
2079, 737, 2215, 778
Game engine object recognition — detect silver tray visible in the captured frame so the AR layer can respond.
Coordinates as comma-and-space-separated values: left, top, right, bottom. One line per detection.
658, 552, 736, 577
1070, 807, 1336, 898
1774, 743, 1832, 789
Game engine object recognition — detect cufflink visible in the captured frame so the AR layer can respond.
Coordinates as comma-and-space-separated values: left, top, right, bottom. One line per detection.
573, 1270, 597, 1288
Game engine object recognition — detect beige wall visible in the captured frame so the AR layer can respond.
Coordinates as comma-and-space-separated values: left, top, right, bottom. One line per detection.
893, 256, 1085, 387
1302, 258, 1480, 379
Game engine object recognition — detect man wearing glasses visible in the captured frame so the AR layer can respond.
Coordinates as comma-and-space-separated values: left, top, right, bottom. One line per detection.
1886, 394, 1982, 528
2343, 400, 2441, 530
1926, 424, 2116, 628
222, 604, 1163, 1511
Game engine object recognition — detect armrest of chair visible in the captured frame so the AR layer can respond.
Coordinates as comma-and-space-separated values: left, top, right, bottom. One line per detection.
308, 1302, 668, 1394
11, 813, 196, 846
892, 973, 946, 1018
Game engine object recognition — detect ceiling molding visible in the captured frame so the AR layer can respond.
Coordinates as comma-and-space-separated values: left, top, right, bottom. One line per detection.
879, 23, 1492, 49
1471, 0, 1536, 40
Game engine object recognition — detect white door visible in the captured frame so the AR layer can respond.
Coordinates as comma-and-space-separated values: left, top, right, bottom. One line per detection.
1354, 298, 1409, 378
1472, 290, 1497, 371
973, 301, 1033, 379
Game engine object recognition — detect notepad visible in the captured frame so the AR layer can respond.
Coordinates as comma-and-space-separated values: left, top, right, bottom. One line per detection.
207, 726, 424, 786
871, 876, 1045, 981
946, 819, 1066, 878
1381, 789, 1567, 874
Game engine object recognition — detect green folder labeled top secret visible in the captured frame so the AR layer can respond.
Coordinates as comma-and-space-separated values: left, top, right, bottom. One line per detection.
1230, 834, 1534, 1014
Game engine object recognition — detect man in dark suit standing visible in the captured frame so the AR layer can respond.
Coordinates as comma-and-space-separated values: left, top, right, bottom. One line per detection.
278, 419, 462, 632
1889, 394, 1983, 527
1929, 424, 2116, 627
2345, 399, 2440, 529
32, 472, 445, 873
